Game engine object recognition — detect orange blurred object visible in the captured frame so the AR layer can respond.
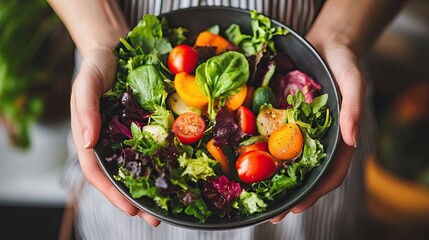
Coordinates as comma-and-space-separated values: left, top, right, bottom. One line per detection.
365, 155, 429, 228
393, 81, 429, 123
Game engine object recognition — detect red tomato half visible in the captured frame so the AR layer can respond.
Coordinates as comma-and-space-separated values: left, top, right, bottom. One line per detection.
236, 150, 276, 184
168, 44, 199, 74
236, 106, 256, 135
172, 112, 205, 144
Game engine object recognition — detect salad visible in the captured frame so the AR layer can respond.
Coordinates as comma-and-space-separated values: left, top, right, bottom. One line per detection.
98, 10, 332, 222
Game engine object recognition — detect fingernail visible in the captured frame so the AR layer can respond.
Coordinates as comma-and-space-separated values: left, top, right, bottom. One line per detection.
138, 211, 160, 227
83, 128, 91, 149
270, 210, 289, 224
272, 220, 281, 225
352, 125, 360, 148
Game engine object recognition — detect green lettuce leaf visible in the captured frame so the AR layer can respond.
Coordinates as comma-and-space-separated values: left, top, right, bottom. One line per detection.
233, 189, 267, 215
177, 152, 217, 182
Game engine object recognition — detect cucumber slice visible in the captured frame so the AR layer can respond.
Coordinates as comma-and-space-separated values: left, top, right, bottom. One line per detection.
252, 86, 277, 114
142, 125, 169, 146
238, 135, 268, 147
256, 105, 287, 137
167, 92, 202, 116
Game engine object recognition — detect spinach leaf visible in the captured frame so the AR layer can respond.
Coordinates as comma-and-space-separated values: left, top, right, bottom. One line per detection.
195, 51, 249, 120
126, 64, 166, 111
128, 14, 172, 56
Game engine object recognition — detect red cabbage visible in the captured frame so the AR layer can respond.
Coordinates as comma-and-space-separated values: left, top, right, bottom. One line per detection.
272, 70, 321, 108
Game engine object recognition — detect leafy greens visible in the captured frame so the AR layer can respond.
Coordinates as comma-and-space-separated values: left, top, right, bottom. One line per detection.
99, 11, 333, 223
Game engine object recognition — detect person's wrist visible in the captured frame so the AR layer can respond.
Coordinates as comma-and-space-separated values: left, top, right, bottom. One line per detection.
77, 26, 128, 59
307, 29, 359, 59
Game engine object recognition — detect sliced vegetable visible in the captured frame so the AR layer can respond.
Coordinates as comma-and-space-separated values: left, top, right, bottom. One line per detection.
225, 85, 247, 111
268, 123, 303, 161
168, 44, 199, 74
207, 138, 230, 175
256, 105, 287, 137
243, 86, 255, 108
236, 150, 276, 184
194, 31, 232, 55
252, 61, 277, 114
99, 11, 333, 222
238, 135, 268, 147
237, 141, 269, 156
236, 105, 256, 135
172, 112, 205, 144
167, 92, 202, 116
174, 72, 208, 108
142, 124, 169, 146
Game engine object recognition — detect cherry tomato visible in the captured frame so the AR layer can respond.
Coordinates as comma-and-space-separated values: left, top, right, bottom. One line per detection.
168, 44, 198, 74
268, 123, 303, 161
236, 150, 276, 184
236, 106, 256, 135
172, 112, 205, 144
237, 141, 269, 156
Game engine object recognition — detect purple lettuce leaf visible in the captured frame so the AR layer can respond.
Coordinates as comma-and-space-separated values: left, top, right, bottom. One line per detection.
200, 175, 242, 217
213, 107, 245, 148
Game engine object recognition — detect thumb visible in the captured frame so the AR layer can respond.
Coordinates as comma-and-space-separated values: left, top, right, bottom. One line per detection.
323, 46, 365, 148
74, 47, 117, 148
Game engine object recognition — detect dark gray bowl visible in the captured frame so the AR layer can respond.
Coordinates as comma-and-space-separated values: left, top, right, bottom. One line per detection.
94, 6, 340, 230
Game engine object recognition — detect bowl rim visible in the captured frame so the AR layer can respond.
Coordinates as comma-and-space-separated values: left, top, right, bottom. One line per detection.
95, 6, 341, 230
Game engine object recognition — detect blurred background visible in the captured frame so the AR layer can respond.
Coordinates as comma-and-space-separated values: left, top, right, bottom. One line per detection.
0, 1, 428, 239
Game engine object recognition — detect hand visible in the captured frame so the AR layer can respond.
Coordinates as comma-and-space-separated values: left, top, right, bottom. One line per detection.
70, 46, 161, 227
270, 37, 365, 224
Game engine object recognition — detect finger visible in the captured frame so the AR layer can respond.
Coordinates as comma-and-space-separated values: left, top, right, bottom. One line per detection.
291, 140, 354, 214
269, 211, 289, 224
325, 47, 365, 148
70, 89, 139, 216
138, 211, 161, 227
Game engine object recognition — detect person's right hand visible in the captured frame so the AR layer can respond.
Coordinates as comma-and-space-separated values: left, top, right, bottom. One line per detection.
70, 46, 161, 227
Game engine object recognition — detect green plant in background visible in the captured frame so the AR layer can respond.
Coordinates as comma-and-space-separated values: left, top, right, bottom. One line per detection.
0, 0, 73, 148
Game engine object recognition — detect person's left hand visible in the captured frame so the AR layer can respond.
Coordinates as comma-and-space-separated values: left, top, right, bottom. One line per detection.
269, 36, 365, 224
70, 46, 161, 227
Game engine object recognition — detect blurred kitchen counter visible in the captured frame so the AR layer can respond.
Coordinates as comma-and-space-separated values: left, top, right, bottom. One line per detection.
0, 119, 70, 206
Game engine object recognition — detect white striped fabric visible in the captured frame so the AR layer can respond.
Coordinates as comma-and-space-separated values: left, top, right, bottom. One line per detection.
122, 0, 325, 36
62, 1, 377, 239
